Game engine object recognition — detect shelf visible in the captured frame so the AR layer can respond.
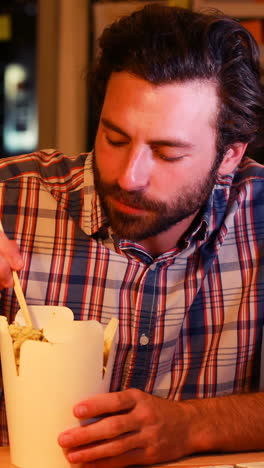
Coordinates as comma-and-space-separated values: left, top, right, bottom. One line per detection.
192, 1, 264, 18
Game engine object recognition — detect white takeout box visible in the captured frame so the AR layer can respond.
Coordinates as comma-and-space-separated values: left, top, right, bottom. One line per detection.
0, 306, 118, 468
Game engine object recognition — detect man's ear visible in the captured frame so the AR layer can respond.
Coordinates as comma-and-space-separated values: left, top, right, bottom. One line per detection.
218, 142, 248, 176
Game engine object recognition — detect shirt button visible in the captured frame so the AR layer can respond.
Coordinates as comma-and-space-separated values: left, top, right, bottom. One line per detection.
149, 263, 156, 271
140, 333, 149, 346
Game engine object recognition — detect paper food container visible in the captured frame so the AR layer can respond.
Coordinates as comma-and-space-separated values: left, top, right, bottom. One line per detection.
0, 306, 118, 468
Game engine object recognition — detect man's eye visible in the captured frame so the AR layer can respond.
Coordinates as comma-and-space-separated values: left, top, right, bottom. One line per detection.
152, 146, 185, 162
159, 154, 184, 162
154, 150, 184, 162
106, 136, 127, 147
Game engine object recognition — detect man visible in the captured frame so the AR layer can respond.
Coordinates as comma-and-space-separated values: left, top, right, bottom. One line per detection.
0, 4, 264, 467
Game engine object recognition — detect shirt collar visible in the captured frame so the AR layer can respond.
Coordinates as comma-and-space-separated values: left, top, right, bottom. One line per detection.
83, 151, 108, 236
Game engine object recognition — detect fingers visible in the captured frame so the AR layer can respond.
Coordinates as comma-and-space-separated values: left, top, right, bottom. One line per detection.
58, 389, 148, 452
59, 412, 138, 450
73, 389, 139, 420
0, 256, 13, 288
58, 390, 175, 467
0, 232, 23, 289
58, 390, 145, 466
77, 449, 146, 468
63, 433, 143, 466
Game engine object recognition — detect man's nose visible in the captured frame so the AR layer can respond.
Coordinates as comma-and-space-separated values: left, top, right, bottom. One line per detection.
117, 147, 152, 192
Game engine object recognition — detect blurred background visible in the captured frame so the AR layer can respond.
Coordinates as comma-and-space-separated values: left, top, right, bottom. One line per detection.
0, 0, 264, 161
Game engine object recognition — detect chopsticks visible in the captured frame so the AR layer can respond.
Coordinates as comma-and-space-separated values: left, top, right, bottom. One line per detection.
0, 220, 33, 327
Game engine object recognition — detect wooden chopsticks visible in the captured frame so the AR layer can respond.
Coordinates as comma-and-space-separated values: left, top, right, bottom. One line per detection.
0, 221, 33, 327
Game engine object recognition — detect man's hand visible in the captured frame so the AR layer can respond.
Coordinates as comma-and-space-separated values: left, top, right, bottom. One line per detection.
57, 388, 196, 467
0, 230, 23, 289
58, 389, 264, 468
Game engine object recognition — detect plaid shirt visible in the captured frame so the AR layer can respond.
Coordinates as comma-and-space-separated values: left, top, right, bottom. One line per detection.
0, 149, 264, 445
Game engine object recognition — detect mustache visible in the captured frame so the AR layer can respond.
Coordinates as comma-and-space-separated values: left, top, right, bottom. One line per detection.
98, 182, 164, 212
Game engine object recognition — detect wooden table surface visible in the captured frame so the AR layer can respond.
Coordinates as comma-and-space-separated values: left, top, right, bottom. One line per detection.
1, 446, 264, 468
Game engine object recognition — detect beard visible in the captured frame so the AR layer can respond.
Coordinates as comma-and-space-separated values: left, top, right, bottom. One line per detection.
93, 156, 220, 242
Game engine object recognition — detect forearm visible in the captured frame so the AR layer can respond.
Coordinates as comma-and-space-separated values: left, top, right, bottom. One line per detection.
180, 391, 264, 455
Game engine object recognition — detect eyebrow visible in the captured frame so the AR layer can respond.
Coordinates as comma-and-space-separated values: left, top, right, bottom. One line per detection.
101, 117, 195, 149
102, 118, 129, 138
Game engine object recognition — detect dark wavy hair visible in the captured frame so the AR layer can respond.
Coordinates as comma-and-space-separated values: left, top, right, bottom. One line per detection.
91, 3, 264, 158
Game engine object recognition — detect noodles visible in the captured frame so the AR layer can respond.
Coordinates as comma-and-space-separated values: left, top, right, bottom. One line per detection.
9, 324, 48, 372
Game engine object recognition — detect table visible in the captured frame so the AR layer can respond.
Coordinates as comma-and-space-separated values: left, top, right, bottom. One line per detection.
1, 446, 264, 467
